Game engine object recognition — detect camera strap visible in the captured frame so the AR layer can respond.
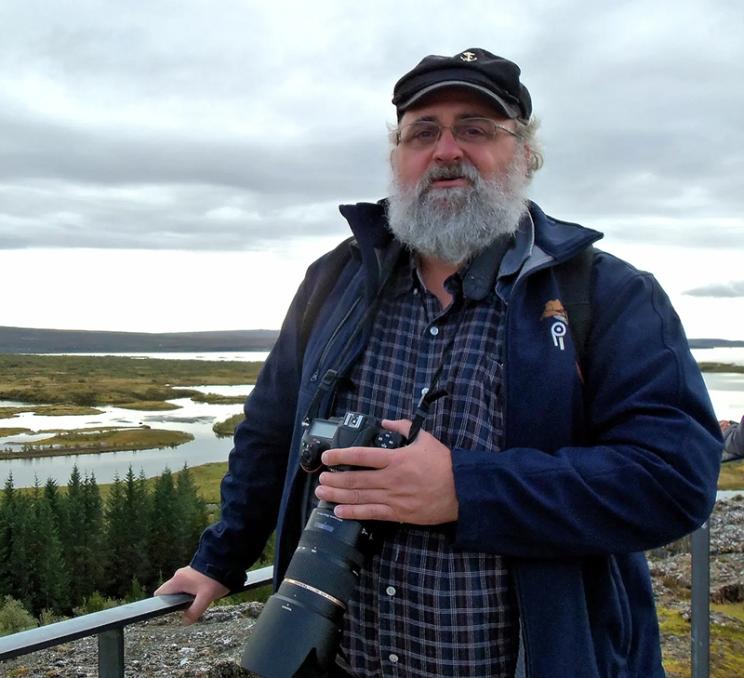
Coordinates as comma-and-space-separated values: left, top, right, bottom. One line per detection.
302, 240, 404, 428
406, 304, 467, 443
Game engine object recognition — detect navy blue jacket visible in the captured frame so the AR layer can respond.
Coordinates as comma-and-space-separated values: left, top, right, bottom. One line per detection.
192, 201, 722, 677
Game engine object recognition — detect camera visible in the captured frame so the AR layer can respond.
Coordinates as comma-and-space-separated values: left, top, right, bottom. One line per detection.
240, 412, 405, 678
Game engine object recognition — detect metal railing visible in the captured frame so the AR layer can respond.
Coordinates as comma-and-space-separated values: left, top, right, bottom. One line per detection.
0, 565, 273, 677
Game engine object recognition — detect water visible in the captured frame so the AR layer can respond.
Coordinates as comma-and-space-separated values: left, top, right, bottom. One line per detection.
0, 386, 253, 487
691, 346, 744, 367
702, 372, 744, 421
37, 351, 271, 362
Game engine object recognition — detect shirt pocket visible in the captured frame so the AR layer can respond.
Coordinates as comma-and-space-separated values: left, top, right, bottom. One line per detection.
436, 353, 505, 453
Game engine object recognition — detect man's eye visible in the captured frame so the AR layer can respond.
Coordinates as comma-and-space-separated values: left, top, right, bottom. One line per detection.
457, 124, 489, 139
411, 126, 437, 140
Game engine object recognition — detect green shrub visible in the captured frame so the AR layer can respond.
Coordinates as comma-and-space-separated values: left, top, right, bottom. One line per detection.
0, 596, 37, 635
72, 591, 119, 615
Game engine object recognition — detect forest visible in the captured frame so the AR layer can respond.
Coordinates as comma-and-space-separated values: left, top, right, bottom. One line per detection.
0, 464, 210, 631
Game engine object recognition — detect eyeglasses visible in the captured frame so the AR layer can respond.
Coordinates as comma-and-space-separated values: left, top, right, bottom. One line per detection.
395, 117, 519, 149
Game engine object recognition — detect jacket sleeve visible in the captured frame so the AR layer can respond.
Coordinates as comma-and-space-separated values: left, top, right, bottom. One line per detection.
452, 259, 722, 558
189, 260, 322, 591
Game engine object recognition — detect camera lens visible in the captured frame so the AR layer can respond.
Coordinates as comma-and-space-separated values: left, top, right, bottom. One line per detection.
240, 502, 371, 677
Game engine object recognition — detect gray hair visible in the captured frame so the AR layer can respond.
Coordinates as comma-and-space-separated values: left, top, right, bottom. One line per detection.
515, 116, 544, 178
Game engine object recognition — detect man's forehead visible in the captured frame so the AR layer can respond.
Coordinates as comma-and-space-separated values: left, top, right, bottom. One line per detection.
399, 88, 510, 123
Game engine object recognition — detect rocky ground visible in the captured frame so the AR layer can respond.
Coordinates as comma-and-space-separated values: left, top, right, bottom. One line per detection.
3, 496, 743, 678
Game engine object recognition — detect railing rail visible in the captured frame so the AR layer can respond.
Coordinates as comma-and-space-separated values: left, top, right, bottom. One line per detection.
0, 565, 273, 677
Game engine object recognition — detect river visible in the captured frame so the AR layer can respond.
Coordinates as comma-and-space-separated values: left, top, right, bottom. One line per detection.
1, 349, 742, 488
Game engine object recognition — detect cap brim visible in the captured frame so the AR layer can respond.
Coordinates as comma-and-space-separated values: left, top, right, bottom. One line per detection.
396, 80, 521, 119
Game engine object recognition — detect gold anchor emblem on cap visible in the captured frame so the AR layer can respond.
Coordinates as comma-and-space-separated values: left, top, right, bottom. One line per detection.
460, 51, 477, 62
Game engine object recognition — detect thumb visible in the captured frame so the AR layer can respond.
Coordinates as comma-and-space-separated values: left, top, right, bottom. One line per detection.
381, 418, 412, 437
183, 590, 212, 625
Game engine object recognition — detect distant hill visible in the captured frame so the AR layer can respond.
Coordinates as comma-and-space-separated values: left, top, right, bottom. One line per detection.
688, 338, 744, 349
0, 326, 279, 354
0, 326, 740, 355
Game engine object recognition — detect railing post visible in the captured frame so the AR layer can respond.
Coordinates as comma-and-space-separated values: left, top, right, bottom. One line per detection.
690, 521, 710, 678
98, 627, 125, 678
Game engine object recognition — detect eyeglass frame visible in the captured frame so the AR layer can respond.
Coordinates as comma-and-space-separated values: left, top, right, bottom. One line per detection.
393, 116, 521, 148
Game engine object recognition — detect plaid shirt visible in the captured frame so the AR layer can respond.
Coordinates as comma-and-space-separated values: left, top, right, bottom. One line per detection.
333, 235, 527, 678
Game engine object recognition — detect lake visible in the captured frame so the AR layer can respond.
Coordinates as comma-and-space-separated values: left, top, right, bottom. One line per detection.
1, 349, 742, 488
0, 383, 254, 488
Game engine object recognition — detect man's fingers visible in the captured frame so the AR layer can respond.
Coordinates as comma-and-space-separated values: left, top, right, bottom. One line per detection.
315, 484, 389, 505
333, 503, 396, 521
381, 418, 413, 437
317, 468, 388, 490
155, 567, 229, 625
183, 592, 212, 625
321, 446, 393, 468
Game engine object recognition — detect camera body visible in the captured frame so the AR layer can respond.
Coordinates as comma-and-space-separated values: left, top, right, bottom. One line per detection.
300, 411, 405, 473
241, 412, 405, 678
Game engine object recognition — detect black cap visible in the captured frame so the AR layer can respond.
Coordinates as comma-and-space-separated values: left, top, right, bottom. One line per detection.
392, 48, 532, 122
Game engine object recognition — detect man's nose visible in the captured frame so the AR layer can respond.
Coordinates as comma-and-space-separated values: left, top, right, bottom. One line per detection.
432, 127, 463, 162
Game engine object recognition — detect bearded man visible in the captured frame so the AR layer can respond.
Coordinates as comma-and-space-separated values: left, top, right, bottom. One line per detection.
158, 49, 721, 677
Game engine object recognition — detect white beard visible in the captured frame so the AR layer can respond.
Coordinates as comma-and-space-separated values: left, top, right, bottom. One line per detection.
386, 154, 529, 265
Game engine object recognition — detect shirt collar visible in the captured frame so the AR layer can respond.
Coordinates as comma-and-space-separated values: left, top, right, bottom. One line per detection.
499, 210, 535, 279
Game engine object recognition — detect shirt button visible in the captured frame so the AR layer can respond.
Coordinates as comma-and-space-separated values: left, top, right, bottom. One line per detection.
420, 387, 429, 397
429, 326, 439, 336
386, 585, 396, 596
389, 654, 399, 664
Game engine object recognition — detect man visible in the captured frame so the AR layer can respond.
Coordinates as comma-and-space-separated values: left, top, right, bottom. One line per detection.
157, 49, 722, 677
720, 415, 744, 461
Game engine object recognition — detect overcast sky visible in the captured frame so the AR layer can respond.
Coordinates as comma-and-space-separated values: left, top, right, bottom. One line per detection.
1, 0, 742, 338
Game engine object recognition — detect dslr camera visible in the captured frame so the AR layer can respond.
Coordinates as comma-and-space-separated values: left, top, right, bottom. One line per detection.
241, 411, 405, 678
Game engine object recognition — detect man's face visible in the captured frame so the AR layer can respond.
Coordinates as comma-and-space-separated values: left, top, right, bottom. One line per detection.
392, 88, 525, 190
386, 87, 531, 265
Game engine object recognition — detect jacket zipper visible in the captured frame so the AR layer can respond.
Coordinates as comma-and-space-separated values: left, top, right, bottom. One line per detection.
309, 296, 362, 382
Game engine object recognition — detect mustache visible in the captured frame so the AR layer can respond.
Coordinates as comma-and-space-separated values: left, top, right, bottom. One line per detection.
418, 162, 480, 191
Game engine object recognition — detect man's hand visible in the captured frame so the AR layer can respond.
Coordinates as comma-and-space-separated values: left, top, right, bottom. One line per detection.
314, 419, 458, 524
154, 566, 229, 625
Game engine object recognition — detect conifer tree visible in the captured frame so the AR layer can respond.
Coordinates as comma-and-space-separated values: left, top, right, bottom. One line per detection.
27, 480, 69, 614
2, 484, 35, 611
62, 465, 91, 605
175, 464, 208, 565
148, 468, 180, 587
43, 478, 66, 537
0, 475, 13, 598
60, 467, 105, 605
103, 474, 130, 598
82, 474, 105, 593
103, 467, 152, 597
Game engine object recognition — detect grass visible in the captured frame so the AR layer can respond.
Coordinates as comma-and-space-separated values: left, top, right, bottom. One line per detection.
0, 405, 103, 419
0, 354, 262, 408
699, 362, 744, 374
659, 603, 744, 677
191, 392, 248, 405
212, 413, 245, 438
114, 401, 181, 411
719, 460, 744, 490
0, 427, 193, 459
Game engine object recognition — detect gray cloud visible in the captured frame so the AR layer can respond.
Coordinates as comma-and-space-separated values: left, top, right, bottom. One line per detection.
684, 281, 744, 298
0, 0, 742, 255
